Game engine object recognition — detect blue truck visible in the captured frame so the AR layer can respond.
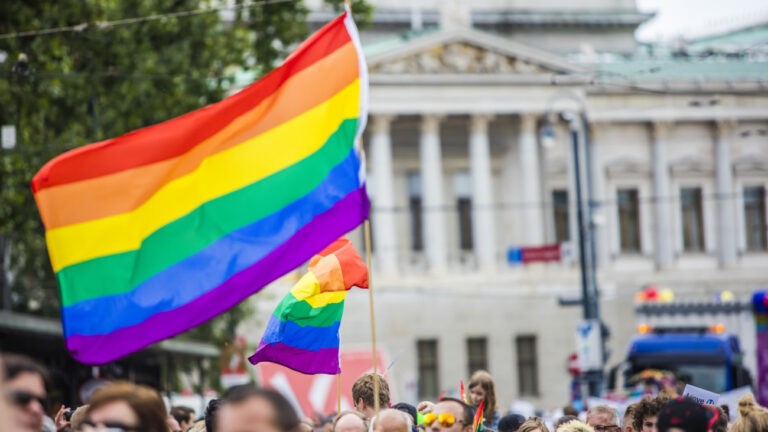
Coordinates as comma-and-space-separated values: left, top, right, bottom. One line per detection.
616, 326, 753, 393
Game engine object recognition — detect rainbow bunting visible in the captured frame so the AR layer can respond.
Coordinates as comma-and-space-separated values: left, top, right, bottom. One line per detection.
30, 11, 369, 365
249, 238, 367, 374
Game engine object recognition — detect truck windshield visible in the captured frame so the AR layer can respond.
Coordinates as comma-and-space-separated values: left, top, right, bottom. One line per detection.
675, 364, 727, 393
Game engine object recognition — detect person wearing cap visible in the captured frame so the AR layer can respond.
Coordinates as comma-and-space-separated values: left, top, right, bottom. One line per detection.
656, 398, 719, 432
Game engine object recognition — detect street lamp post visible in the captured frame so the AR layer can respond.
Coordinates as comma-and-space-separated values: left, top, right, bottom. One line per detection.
541, 92, 603, 396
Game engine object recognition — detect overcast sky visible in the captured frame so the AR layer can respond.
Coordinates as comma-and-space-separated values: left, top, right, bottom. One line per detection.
636, 0, 768, 41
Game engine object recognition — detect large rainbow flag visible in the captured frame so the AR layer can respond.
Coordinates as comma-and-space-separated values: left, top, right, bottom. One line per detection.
30, 11, 369, 365
249, 238, 367, 374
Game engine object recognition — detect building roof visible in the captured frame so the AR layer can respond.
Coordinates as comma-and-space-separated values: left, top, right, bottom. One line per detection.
687, 23, 768, 52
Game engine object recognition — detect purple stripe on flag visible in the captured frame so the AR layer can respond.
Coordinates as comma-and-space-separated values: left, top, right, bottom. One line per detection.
65, 188, 369, 365
249, 341, 341, 375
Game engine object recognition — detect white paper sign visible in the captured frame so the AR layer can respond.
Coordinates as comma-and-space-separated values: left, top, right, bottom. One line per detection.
682, 384, 720, 405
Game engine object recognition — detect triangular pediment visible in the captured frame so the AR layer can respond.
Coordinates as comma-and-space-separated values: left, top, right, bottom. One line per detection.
366, 27, 588, 75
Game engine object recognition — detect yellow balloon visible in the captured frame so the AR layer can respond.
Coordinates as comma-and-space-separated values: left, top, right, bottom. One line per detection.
659, 289, 674, 303
720, 290, 735, 302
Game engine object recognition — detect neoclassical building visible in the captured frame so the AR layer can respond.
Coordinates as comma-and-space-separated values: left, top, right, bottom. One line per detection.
250, 0, 768, 411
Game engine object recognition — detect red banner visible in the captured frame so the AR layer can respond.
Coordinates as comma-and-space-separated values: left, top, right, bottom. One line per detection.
522, 244, 561, 263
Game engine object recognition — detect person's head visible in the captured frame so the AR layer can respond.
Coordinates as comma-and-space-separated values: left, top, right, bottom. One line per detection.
657, 398, 719, 432
171, 405, 196, 431
167, 415, 183, 432
517, 417, 550, 432
423, 398, 474, 432
2, 353, 49, 432
557, 420, 595, 432
556, 416, 579, 430
468, 370, 497, 421
205, 398, 220, 432
563, 406, 579, 417
623, 404, 637, 432
352, 373, 391, 418
216, 384, 301, 432
69, 405, 90, 432
728, 393, 768, 432
633, 396, 668, 432
586, 406, 620, 432
499, 414, 527, 432
83, 381, 168, 432
373, 409, 411, 432
706, 405, 726, 432
334, 410, 368, 432
392, 402, 417, 425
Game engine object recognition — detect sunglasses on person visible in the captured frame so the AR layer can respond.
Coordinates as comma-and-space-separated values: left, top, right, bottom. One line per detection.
423, 413, 464, 428
7, 390, 47, 408
593, 426, 620, 432
77, 420, 140, 432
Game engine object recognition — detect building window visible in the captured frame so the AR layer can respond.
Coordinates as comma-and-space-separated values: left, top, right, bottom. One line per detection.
552, 190, 570, 243
407, 173, 423, 251
617, 188, 642, 252
454, 171, 473, 251
417, 339, 439, 400
516, 335, 539, 397
744, 186, 767, 251
466, 337, 488, 376
681, 187, 705, 252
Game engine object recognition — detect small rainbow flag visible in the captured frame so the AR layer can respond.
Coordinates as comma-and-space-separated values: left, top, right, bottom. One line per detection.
31, 11, 369, 365
249, 238, 367, 374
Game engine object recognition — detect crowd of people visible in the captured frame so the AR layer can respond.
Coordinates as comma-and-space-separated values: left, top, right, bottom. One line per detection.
3, 351, 768, 432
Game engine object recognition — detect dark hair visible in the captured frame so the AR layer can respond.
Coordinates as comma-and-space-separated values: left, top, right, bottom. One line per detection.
555, 415, 578, 429
86, 382, 167, 432
438, 397, 475, 426
392, 402, 417, 423
205, 398, 220, 432
170, 405, 195, 424
221, 384, 301, 432
633, 396, 668, 432
351, 373, 391, 409
469, 370, 497, 424
1, 353, 49, 384
498, 414, 526, 432
707, 405, 728, 432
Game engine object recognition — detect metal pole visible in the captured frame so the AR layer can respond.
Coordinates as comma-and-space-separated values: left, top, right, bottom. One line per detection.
569, 116, 602, 396
570, 119, 591, 320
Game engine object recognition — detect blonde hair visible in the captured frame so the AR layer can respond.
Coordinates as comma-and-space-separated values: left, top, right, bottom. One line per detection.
518, 417, 550, 432
730, 393, 768, 432
556, 420, 594, 432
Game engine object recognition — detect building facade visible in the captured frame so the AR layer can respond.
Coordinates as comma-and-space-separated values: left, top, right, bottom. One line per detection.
248, 1, 768, 411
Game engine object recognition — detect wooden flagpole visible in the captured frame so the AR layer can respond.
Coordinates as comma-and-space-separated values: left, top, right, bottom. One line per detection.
363, 219, 380, 413
337, 373, 342, 413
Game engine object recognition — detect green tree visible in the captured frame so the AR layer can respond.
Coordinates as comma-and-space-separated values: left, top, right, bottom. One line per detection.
0, 0, 369, 337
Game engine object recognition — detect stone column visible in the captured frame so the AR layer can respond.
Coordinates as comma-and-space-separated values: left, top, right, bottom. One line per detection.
518, 114, 544, 246
652, 121, 674, 269
420, 114, 448, 271
469, 114, 497, 270
370, 114, 398, 274
715, 120, 738, 267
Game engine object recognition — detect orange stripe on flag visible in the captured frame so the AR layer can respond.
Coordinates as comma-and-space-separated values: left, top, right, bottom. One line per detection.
34, 42, 359, 230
